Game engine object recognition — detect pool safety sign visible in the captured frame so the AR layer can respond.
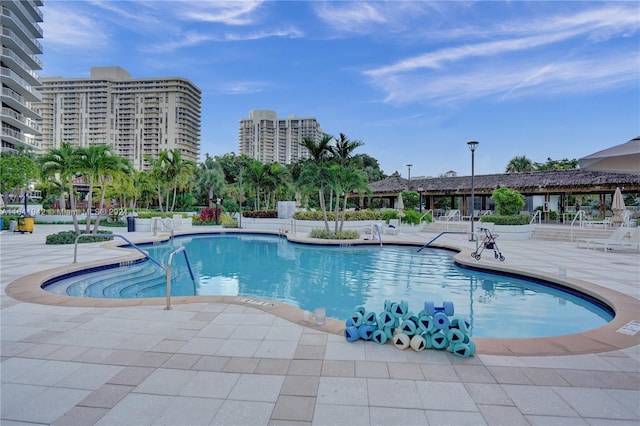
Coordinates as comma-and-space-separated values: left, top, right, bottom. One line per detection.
616, 320, 640, 336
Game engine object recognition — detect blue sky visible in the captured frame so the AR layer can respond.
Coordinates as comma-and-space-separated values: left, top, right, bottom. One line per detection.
40, 1, 639, 177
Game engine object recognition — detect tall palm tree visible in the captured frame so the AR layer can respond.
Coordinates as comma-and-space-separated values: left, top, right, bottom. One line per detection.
147, 150, 196, 212
263, 163, 291, 210
244, 160, 267, 211
39, 142, 81, 234
197, 155, 225, 207
75, 145, 128, 234
331, 133, 363, 166
298, 134, 335, 227
505, 156, 534, 173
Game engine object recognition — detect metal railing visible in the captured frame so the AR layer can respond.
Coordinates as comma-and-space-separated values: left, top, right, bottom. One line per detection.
372, 223, 383, 246
529, 210, 542, 238
165, 247, 196, 310
420, 209, 433, 224
279, 218, 294, 236
73, 233, 164, 269
417, 231, 468, 252
570, 210, 587, 242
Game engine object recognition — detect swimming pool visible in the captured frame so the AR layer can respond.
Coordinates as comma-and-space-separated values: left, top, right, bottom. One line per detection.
43, 234, 613, 338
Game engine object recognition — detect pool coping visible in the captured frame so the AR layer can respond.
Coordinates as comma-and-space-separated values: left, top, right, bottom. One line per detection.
5, 229, 640, 357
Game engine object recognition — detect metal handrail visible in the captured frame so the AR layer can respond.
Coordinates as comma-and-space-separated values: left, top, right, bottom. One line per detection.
165, 246, 196, 310
372, 223, 383, 246
570, 210, 587, 241
420, 209, 433, 224
279, 218, 294, 236
73, 233, 165, 270
417, 231, 467, 252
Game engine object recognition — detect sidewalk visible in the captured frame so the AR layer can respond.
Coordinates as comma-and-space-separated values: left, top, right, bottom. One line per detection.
1, 224, 639, 425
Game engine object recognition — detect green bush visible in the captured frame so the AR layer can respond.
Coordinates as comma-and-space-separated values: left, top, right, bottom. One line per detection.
491, 187, 525, 215
221, 216, 238, 228
401, 209, 423, 225
45, 230, 114, 245
243, 210, 278, 218
480, 214, 530, 225
293, 210, 386, 221
308, 228, 360, 239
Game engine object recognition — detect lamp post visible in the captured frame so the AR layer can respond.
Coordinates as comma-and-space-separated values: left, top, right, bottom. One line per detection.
467, 141, 479, 241
418, 185, 424, 213
238, 161, 244, 229
406, 164, 413, 189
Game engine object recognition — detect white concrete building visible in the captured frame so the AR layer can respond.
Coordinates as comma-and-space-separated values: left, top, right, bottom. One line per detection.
35, 66, 201, 170
0, 0, 43, 153
238, 109, 323, 164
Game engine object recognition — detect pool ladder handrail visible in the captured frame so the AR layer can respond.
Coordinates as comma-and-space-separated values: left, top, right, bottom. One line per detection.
73, 233, 165, 270
165, 246, 196, 310
417, 231, 468, 252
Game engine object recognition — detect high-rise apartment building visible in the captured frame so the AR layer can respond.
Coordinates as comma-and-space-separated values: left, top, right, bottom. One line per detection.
36, 66, 201, 170
238, 109, 323, 164
1, 0, 44, 153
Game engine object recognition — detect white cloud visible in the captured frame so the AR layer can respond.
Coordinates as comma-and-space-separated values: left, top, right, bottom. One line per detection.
41, 5, 109, 48
363, 4, 640, 105
374, 53, 637, 106
219, 81, 269, 95
175, 1, 264, 25
224, 28, 304, 41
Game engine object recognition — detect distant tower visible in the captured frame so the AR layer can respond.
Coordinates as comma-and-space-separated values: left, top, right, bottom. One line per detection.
238, 109, 323, 164
35, 67, 201, 170
0, 0, 44, 153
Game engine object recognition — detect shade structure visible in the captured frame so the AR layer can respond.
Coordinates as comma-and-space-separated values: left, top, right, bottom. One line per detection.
579, 137, 640, 174
397, 192, 405, 217
611, 187, 626, 224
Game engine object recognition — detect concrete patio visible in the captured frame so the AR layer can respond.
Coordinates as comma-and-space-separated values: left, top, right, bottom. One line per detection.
1, 224, 639, 425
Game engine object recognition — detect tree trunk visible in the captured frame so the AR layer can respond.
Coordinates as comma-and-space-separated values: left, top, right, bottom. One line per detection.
85, 182, 94, 234
318, 187, 330, 232
92, 177, 107, 234
68, 182, 80, 235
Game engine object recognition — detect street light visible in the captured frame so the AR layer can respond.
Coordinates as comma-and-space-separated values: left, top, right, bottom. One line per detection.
406, 164, 413, 189
467, 141, 479, 241
238, 161, 245, 229
418, 185, 424, 213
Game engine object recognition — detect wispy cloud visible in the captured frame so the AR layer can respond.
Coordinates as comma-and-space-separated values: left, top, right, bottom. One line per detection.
219, 80, 269, 95
363, 5, 640, 105
41, 5, 109, 48
223, 27, 304, 41
313, 1, 436, 34
175, 1, 264, 25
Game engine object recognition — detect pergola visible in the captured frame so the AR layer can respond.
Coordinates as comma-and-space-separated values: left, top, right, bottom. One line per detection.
358, 169, 640, 218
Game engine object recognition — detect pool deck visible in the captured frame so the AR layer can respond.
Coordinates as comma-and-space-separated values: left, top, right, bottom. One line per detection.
1, 224, 639, 425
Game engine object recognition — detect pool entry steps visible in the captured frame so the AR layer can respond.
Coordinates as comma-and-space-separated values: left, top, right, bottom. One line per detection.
73, 233, 195, 309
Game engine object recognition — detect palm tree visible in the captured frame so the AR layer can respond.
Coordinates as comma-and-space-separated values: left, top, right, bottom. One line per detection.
263, 163, 291, 210
75, 145, 128, 234
39, 142, 82, 234
505, 156, 534, 173
197, 154, 225, 207
147, 150, 196, 212
331, 133, 363, 166
244, 160, 267, 211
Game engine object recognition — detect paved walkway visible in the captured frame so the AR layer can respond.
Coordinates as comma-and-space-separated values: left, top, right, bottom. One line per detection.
1, 224, 639, 425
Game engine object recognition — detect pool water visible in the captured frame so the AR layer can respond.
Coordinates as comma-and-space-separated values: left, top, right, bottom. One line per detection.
44, 234, 613, 338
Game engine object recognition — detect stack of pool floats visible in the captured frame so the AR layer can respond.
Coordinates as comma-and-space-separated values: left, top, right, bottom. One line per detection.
343, 300, 475, 358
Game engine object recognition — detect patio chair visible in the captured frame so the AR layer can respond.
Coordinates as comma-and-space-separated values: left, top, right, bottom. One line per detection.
599, 227, 640, 252
577, 226, 630, 250
438, 209, 460, 221
385, 218, 400, 235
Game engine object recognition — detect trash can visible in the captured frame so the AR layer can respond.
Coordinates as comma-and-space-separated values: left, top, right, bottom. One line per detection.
0, 218, 3, 232
9, 220, 17, 232
127, 216, 135, 232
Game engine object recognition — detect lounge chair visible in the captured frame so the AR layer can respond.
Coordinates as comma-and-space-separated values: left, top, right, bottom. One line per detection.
577, 226, 630, 250
386, 218, 400, 235
598, 227, 640, 252
438, 209, 460, 221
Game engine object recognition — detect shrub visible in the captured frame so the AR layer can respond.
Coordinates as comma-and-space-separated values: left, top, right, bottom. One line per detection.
401, 209, 423, 225
308, 228, 360, 239
243, 210, 278, 218
491, 187, 525, 215
45, 230, 113, 245
221, 215, 238, 228
480, 215, 530, 225
292, 210, 386, 221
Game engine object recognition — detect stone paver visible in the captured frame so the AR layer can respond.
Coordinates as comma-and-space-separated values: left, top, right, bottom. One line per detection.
1, 224, 639, 425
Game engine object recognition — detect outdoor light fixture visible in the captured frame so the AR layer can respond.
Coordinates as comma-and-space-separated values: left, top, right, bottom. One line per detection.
467, 141, 479, 241
418, 185, 424, 213
406, 164, 413, 189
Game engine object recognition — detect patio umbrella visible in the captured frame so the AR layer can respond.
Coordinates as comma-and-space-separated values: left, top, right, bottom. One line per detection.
611, 187, 626, 224
579, 137, 640, 174
396, 192, 405, 217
